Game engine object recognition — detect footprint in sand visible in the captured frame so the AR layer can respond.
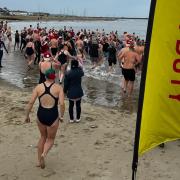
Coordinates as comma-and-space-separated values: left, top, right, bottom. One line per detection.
1, 174, 19, 180
109, 110, 116, 115
10, 107, 24, 112
94, 140, 104, 146
19, 100, 29, 105
86, 171, 102, 178
41, 169, 56, 178
85, 116, 96, 122
104, 132, 118, 140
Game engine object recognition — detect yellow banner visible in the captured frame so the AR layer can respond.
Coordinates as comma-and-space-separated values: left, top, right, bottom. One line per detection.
139, 0, 180, 155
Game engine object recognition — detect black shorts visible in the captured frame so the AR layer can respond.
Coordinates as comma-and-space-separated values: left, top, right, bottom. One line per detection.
108, 57, 117, 66
15, 39, 20, 43
122, 68, 135, 81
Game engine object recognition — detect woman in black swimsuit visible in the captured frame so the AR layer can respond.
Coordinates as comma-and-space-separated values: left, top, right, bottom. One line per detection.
25, 38, 35, 70
55, 44, 76, 84
25, 68, 65, 169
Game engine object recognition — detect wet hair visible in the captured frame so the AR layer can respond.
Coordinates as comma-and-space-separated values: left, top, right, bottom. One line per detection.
71, 60, 79, 69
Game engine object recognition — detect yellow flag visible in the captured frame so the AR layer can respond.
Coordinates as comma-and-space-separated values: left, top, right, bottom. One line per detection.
139, 0, 180, 155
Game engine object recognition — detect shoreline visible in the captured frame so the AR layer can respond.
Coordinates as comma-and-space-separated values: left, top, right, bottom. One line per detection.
0, 15, 148, 22
0, 77, 119, 111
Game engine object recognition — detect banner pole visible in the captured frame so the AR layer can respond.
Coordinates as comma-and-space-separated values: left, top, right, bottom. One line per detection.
132, 0, 157, 179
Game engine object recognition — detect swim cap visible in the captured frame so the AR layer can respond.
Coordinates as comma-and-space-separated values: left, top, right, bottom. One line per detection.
43, 52, 51, 61
45, 68, 56, 80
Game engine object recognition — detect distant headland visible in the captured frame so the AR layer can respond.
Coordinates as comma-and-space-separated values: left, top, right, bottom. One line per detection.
0, 7, 148, 21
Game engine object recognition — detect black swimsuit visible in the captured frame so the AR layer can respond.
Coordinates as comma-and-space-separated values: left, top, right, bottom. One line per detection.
37, 82, 59, 126
58, 51, 67, 65
26, 47, 34, 56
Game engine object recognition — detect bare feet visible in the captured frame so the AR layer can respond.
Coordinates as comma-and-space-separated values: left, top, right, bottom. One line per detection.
40, 155, 45, 169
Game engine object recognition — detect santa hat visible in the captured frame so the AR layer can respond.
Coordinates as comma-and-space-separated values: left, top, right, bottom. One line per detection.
43, 52, 51, 61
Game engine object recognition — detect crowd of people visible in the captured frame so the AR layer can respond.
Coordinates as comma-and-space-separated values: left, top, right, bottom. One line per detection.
0, 20, 145, 168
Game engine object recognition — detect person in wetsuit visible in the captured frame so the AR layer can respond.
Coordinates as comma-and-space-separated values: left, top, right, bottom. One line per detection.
20, 30, 27, 52
107, 41, 117, 73
34, 38, 41, 65
14, 30, 20, 51
0, 36, 8, 67
25, 68, 65, 169
89, 35, 99, 69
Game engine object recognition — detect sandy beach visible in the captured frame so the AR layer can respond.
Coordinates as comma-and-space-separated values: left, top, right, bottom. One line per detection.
0, 81, 179, 180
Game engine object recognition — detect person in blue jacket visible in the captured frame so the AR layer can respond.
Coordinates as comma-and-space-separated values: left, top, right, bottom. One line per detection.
64, 59, 84, 123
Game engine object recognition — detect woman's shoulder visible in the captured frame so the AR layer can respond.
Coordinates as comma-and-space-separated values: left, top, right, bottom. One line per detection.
34, 83, 43, 92
53, 83, 63, 90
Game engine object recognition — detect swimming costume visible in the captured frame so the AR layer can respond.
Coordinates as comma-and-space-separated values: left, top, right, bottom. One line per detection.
108, 45, 117, 66
58, 51, 67, 65
89, 43, 99, 58
122, 68, 135, 81
15, 33, 20, 43
26, 47, 34, 56
108, 56, 117, 66
51, 48, 58, 56
37, 82, 59, 126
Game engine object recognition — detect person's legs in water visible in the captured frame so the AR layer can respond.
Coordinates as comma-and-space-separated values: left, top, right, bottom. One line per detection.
27, 54, 35, 70
14, 42, 17, 51
20, 41, 23, 51
128, 81, 134, 96
59, 64, 66, 84
69, 100, 74, 122
41, 119, 59, 169
21, 41, 26, 52
123, 80, 128, 93
0, 50, 3, 67
127, 69, 135, 96
75, 99, 81, 122
17, 41, 19, 49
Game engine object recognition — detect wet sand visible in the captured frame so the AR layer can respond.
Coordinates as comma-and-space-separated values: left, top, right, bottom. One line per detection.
0, 82, 180, 180
0, 48, 139, 111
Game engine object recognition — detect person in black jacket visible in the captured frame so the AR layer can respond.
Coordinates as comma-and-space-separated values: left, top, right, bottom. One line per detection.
64, 60, 84, 123
0, 36, 8, 68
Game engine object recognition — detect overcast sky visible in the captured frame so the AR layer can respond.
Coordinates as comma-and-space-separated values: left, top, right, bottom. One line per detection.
0, 0, 151, 17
